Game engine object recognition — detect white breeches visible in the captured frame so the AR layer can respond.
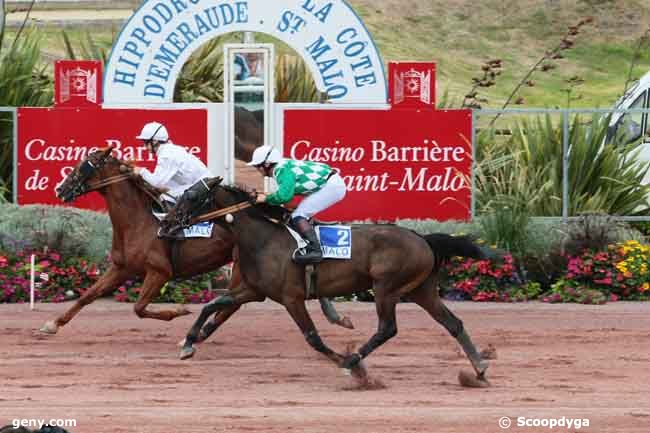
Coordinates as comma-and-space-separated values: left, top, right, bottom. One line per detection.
291, 174, 347, 220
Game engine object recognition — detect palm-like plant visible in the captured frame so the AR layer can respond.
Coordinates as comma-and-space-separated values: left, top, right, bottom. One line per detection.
476, 114, 650, 217
0, 8, 53, 199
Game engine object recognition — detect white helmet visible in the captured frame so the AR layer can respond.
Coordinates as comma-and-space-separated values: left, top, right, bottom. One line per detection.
247, 145, 282, 166
136, 122, 169, 142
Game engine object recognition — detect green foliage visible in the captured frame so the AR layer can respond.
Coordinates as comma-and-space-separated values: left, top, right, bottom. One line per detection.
557, 213, 643, 255
0, 27, 53, 199
61, 28, 112, 64
0, 180, 8, 204
0, 204, 112, 262
114, 270, 230, 304
174, 38, 225, 102
476, 114, 650, 217
275, 54, 320, 103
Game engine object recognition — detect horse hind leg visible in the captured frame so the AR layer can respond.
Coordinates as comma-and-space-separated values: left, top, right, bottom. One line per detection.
341, 291, 399, 370
408, 278, 488, 377
319, 298, 354, 329
283, 297, 346, 367
40, 265, 128, 334
133, 271, 191, 321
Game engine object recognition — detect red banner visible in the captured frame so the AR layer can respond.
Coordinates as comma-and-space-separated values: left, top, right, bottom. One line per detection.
284, 109, 472, 221
17, 108, 208, 211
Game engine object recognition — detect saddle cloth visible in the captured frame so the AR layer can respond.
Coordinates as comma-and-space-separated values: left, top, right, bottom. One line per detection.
152, 210, 214, 238
286, 224, 352, 259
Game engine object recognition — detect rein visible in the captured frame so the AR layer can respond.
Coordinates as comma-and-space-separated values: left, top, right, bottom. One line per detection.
86, 173, 133, 192
191, 201, 252, 224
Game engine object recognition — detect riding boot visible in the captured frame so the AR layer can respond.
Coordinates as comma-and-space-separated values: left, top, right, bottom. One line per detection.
292, 217, 323, 264
158, 202, 186, 240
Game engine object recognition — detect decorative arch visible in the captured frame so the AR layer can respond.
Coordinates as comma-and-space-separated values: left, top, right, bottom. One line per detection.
103, 0, 387, 105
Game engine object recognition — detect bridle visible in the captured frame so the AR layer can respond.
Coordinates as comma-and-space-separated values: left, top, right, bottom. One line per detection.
58, 152, 132, 201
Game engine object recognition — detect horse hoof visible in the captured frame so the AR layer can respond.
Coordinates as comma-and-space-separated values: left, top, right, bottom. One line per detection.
39, 321, 58, 335
342, 353, 362, 370
179, 346, 196, 360
338, 316, 354, 330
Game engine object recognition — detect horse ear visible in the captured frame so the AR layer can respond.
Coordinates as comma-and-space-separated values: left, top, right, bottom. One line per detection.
102, 146, 114, 158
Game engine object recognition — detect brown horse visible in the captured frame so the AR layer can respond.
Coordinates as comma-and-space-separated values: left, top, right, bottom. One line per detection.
162, 180, 491, 383
42, 148, 351, 336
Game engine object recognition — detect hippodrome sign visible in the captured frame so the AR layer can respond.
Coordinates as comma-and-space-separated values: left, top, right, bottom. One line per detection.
104, 0, 386, 104
16, 2, 472, 221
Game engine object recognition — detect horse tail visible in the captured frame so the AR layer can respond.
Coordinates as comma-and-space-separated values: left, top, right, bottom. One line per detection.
421, 233, 493, 268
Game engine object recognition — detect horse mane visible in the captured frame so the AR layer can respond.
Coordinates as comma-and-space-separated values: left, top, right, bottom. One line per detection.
219, 183, 290, 222
103, 154, 167, 205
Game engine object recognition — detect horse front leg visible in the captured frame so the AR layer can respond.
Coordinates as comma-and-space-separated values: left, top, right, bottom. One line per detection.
194, 258, 243, 344
40, 265, 129, 334
180, 286, 264, 360
133, 271, 191, 321
195, 304, 241, 343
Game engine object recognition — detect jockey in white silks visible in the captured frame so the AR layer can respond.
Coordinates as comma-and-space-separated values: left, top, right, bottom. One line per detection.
133, 121, 213, 235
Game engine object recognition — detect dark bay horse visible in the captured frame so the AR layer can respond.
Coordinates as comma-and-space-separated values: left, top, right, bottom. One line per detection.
43, 148, 350, 336
162, 181, 490, 382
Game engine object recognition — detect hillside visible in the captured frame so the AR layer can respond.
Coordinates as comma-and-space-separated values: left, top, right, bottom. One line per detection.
4, 0, 650, 108
351, 0, 650, 108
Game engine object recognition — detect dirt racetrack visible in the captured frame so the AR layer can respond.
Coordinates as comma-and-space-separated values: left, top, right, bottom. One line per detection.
1, 299, 649, 433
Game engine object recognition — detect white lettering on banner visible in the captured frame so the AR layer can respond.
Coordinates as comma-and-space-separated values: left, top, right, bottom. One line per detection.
23, 138, 200, 162
21, 138, 202, 194
104, 0, 386, 104
290, 138, 467, 193
290, 139, 467, 163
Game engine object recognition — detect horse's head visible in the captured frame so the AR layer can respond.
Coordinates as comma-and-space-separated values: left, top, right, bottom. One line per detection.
56, 146, 117, 203
159, 176, 224, 235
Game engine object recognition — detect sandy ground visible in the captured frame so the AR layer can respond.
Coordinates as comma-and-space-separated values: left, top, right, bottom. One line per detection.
1, 300, 650, 433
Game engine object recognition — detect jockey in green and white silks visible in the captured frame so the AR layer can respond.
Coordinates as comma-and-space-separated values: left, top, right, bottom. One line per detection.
247, 145, 347, 264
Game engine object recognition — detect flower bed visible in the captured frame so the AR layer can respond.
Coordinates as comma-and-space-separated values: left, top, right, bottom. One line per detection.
0, 249, 230, 304
2, 240, 648, 305
443, 240, 650, 304
543, 240, 650, 304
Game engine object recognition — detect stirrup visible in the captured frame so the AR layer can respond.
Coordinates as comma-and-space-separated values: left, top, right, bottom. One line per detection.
292, 248, 323, 264
157, 227, 186, 240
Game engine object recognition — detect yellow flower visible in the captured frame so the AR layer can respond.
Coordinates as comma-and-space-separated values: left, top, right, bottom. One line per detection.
641, 283, 650, 292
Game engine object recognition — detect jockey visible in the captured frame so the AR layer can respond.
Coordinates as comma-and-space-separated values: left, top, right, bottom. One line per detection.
133, 122, 213, 228
248, 145, 347, 264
